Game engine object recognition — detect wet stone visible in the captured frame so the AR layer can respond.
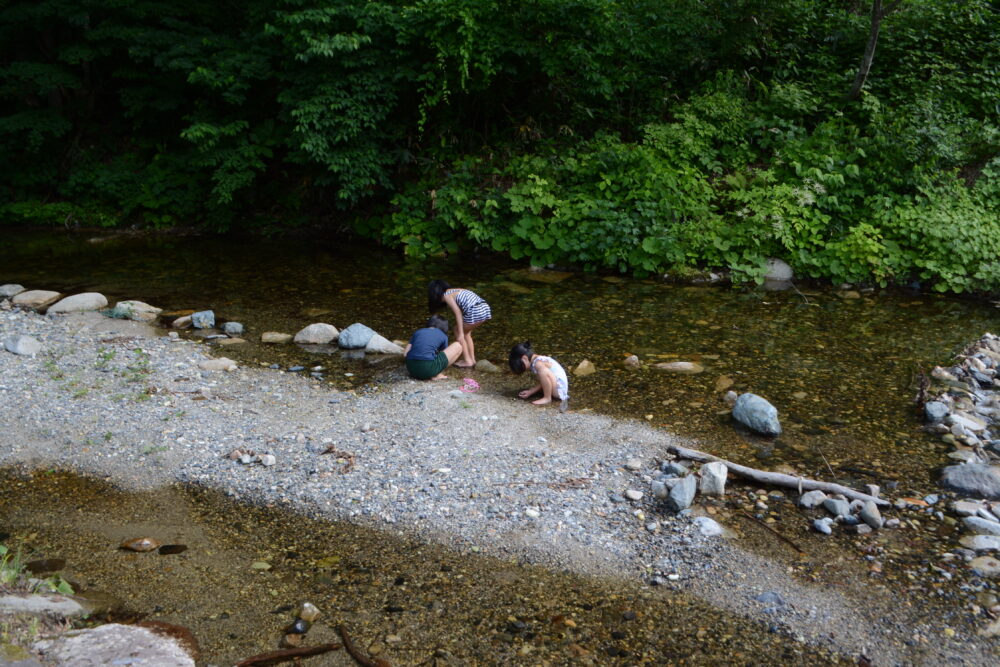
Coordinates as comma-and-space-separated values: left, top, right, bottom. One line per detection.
822, 498, 850, 518
799, 490, 827, 509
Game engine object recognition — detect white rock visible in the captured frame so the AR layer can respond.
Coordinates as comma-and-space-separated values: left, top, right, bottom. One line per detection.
299, 602, 321, 622
12, 289, 61, 311
365, 333, 404, 355
699, 461, 728, 496
112, 300, 162, 322
261, 331, 293, 344
964, 516, 1000, 536
692, 516, 724, 537
525, 508, 540, 518
949, 412, 988, 433
624, 458, 643, 471
960, 535, 1000, 552
198, 357, 237, 372
952, 500, 985, 516
0, 284, 25, 298
475, 359, 501, 372
33, 623, 195, 666
654, 361, 704, 374
294, 323, 339, 345
624, 489, 643, 501
860, 501, 883, 529
4, 335, 42, 356
258, 454, 276, 467
970, 556, 1000, 578
171, 315, 193, 329
48, 292, 108, 314
0, 593, 88, 617
764, 258, 793, 282
798, 490, 827, 508
574, 359, 596, 376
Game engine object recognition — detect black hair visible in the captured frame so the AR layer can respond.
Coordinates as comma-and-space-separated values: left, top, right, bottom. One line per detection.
427, 314, 449, 334
427, 279, 451, 312
508, 341, 534, 374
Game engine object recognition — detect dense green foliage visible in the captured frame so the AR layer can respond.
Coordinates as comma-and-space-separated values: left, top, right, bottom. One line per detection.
2, 1, 999, 291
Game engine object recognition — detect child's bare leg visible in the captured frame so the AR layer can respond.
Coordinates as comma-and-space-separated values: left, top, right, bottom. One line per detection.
531, 372, 555, 406
455, 322, 482, 367
432, 342, 464, 380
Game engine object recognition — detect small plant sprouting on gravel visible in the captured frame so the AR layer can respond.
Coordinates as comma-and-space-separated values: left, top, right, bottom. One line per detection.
94, 346, 116, 370
120, 348, 152, 383
141, 445, 169, 456
103, 431, 112, 442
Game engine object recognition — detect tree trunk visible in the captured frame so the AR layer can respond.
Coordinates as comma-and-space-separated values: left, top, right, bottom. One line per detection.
846, 1, 903, 101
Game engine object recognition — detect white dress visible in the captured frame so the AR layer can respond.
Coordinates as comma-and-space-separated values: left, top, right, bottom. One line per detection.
530, 355, 569, 401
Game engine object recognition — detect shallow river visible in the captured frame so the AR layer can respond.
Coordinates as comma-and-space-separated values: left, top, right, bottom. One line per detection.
2, 229, 998, 663
3, 229, 998, 485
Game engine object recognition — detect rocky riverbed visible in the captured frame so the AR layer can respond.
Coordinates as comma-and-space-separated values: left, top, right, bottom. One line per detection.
2, 298, 999, 664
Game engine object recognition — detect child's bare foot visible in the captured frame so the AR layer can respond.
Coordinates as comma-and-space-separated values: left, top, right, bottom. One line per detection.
431, 373, 449, 380
531, 397, 552, 406
455, 360, 475, 368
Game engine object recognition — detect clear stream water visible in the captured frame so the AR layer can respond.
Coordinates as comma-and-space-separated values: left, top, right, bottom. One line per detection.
2, 229, 998, 663
3, 229, 998, 484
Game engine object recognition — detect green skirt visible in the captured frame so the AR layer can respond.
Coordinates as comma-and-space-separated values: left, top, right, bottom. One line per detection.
406, 352, 448, 380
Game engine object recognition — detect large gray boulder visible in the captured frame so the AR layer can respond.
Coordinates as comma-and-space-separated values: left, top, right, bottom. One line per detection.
941, 463, 1000, 499
33, 623, 195, 667
338, 322, 376, 349
4, 335, 42, 356
13, 290, 61, 311
48, 292, 108, 314
294, 323, 339, 345
732, 393, 782, 436
0, 284, 25, 298
365, 333, 404, 355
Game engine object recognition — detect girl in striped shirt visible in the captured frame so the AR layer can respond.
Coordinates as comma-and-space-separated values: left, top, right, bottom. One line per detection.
427, 279, 492, 368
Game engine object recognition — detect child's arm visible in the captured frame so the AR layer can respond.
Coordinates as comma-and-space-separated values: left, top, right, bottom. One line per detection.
403, 343, 412, 357
518, 384, 542, 399
443, 292, 466, 342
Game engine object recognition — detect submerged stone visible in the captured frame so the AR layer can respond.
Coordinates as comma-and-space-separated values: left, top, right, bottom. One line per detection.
732, 393, 782, 436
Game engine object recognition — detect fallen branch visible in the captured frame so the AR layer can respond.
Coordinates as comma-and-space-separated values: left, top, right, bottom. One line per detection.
737, 511, 805, 554
338, 624, 391, 667
666, 444, 889, 506
234, 643, 342, 667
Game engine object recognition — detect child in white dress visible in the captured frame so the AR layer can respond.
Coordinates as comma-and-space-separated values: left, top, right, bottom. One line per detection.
508, 341, 569, 412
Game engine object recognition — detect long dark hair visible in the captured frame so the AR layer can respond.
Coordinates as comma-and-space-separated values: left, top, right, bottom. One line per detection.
427, 279, 451, 313
508, 341, 534, 374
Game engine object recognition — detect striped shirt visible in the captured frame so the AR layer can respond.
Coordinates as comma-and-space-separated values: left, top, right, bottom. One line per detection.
446, 288, 492, 325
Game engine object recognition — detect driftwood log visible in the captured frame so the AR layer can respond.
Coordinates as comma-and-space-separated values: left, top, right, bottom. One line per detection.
666, 444, 890, 506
